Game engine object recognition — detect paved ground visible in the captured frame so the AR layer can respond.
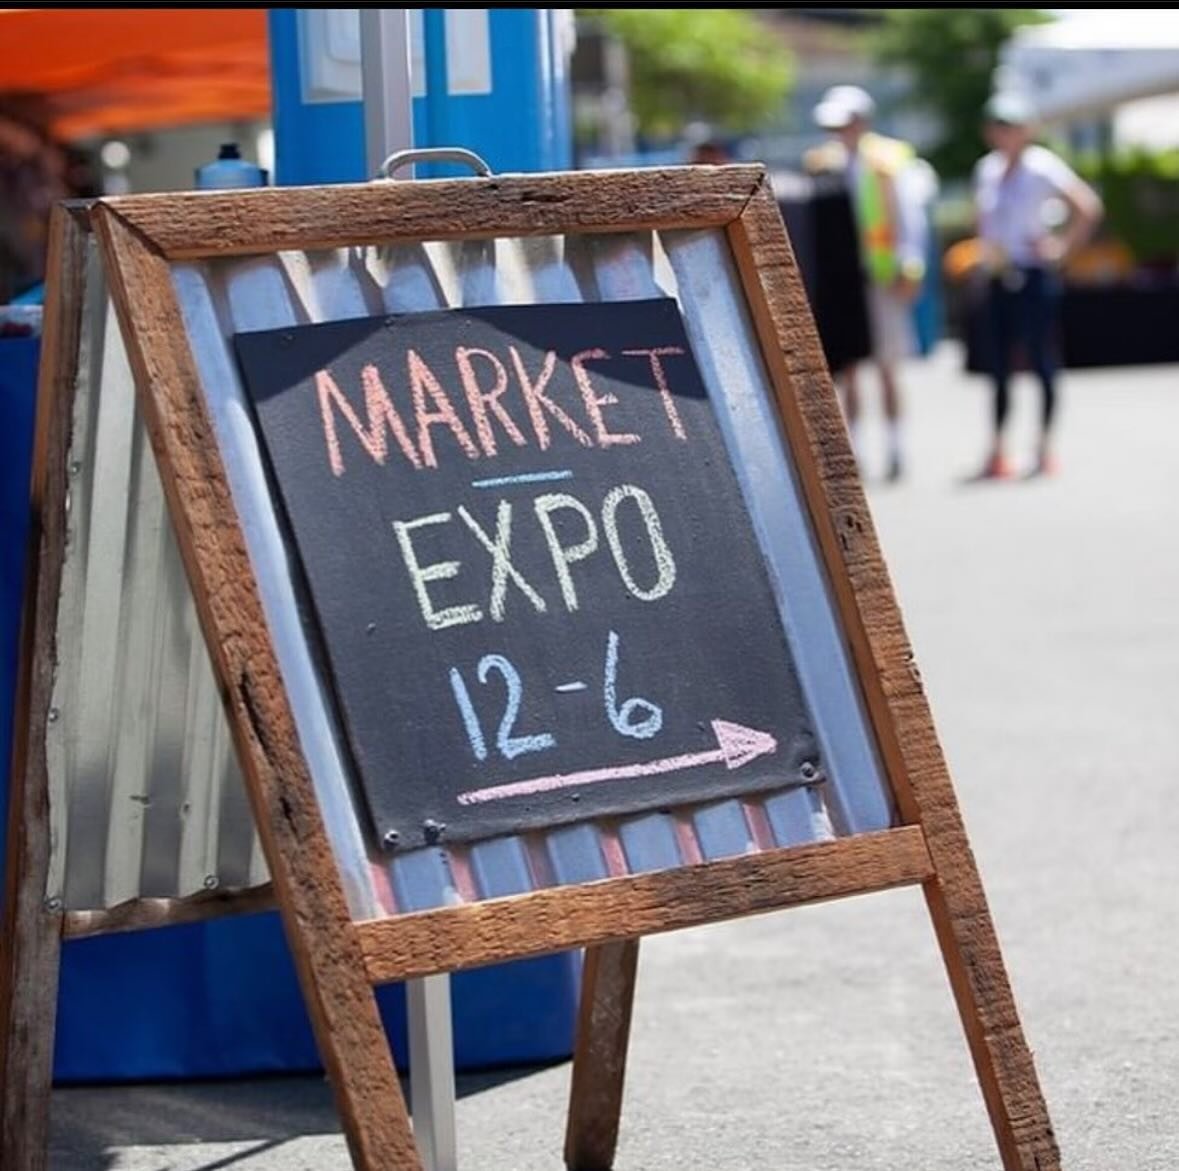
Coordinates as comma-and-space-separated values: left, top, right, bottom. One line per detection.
51, 346, 1179, 1169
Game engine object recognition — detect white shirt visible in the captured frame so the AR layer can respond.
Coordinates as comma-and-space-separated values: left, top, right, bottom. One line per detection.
974, 144, 1081, 267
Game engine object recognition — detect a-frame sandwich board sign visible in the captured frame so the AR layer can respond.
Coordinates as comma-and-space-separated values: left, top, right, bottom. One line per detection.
2, 167, 1058, 1170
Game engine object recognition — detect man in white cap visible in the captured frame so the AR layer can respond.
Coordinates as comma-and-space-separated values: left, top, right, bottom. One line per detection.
807, 84, 929, 481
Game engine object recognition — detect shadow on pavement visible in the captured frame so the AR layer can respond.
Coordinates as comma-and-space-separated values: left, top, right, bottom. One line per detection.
51, 1064, 562, 1170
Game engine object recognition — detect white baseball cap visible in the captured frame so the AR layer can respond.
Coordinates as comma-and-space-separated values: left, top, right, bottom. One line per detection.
813, 85, 876, 130
985, 91, 1036, 126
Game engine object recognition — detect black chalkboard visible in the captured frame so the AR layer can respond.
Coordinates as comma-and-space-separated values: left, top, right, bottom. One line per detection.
235, 299, 823, 850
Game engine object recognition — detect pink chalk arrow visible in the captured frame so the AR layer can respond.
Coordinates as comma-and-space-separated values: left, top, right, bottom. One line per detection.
456, 719, 778, 806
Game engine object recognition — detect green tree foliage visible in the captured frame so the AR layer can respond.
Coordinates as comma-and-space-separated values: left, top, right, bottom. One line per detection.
874, 9, 1050, 180
1077, 149, 1179, 263
585, 9, 793, 139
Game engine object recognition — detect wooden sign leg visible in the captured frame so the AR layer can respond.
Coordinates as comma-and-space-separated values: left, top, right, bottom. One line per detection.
0, 202, 88, 1171
0, 877, 61, 1169
922, 867, 1060, 1171
0, 419, 66, 1170
564, 939, 640, 1171
727, 186, 1059, 1171
0, 794, 63, 1171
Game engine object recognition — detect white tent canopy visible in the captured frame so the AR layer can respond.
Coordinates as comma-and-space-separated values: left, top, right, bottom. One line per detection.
999, 9, 1179, 121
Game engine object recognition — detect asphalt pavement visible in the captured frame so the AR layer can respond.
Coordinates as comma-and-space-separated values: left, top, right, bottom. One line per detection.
50, 344, 1179, 1170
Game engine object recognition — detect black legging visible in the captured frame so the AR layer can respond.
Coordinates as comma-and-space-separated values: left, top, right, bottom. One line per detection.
987, 266, 1061, 433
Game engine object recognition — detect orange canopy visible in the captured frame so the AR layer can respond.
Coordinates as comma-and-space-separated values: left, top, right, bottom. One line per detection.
0, 8, 270, 140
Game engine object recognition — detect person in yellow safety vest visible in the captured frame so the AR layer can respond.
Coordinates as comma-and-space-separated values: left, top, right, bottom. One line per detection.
807, 85, 932, 482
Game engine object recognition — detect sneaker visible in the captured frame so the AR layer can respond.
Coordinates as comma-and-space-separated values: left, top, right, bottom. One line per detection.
977, 452, 1014, 480
1031, 452, 1060, 477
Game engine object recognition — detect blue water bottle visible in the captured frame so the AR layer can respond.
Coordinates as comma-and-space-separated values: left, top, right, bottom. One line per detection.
195, 143, 268, 190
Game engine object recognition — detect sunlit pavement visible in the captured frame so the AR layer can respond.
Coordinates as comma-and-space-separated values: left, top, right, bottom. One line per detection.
51, 344, 1179, 1170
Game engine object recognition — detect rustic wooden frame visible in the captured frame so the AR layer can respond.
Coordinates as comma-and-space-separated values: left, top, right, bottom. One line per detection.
0, 205, 84, 1171
0, 167, 1058, 1171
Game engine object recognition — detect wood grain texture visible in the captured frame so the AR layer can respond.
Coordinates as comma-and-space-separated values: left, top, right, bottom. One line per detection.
0, 206, 84, 1171
564, 940, 640, 1171
92, 206, 421, 1171
360, 829, 931, 983
727, 179, 1060, 1171
63, 883, 275, 939
99, 166, 765, 259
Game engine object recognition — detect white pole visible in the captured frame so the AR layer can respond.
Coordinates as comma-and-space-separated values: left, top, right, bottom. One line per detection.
360, 9, 415, 176
407, 974, 459, 1171
361, 15, 457, 1168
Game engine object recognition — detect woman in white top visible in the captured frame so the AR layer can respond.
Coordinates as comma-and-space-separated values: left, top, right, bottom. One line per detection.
973, 92, 1102, 477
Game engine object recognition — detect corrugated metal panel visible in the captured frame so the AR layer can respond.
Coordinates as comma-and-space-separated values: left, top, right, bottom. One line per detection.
48, 240, 259, 911
49, 224, 890, 915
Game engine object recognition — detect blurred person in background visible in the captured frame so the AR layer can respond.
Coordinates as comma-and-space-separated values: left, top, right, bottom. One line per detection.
0, 104, 98, 305
689, 140, 730, 166
807, 84, 931, 482
0, 111, 65, 304
973, 92, 1103, 478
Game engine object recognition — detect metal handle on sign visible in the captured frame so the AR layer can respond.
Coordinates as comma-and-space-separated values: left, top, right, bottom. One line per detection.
377, 147, 493, 180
